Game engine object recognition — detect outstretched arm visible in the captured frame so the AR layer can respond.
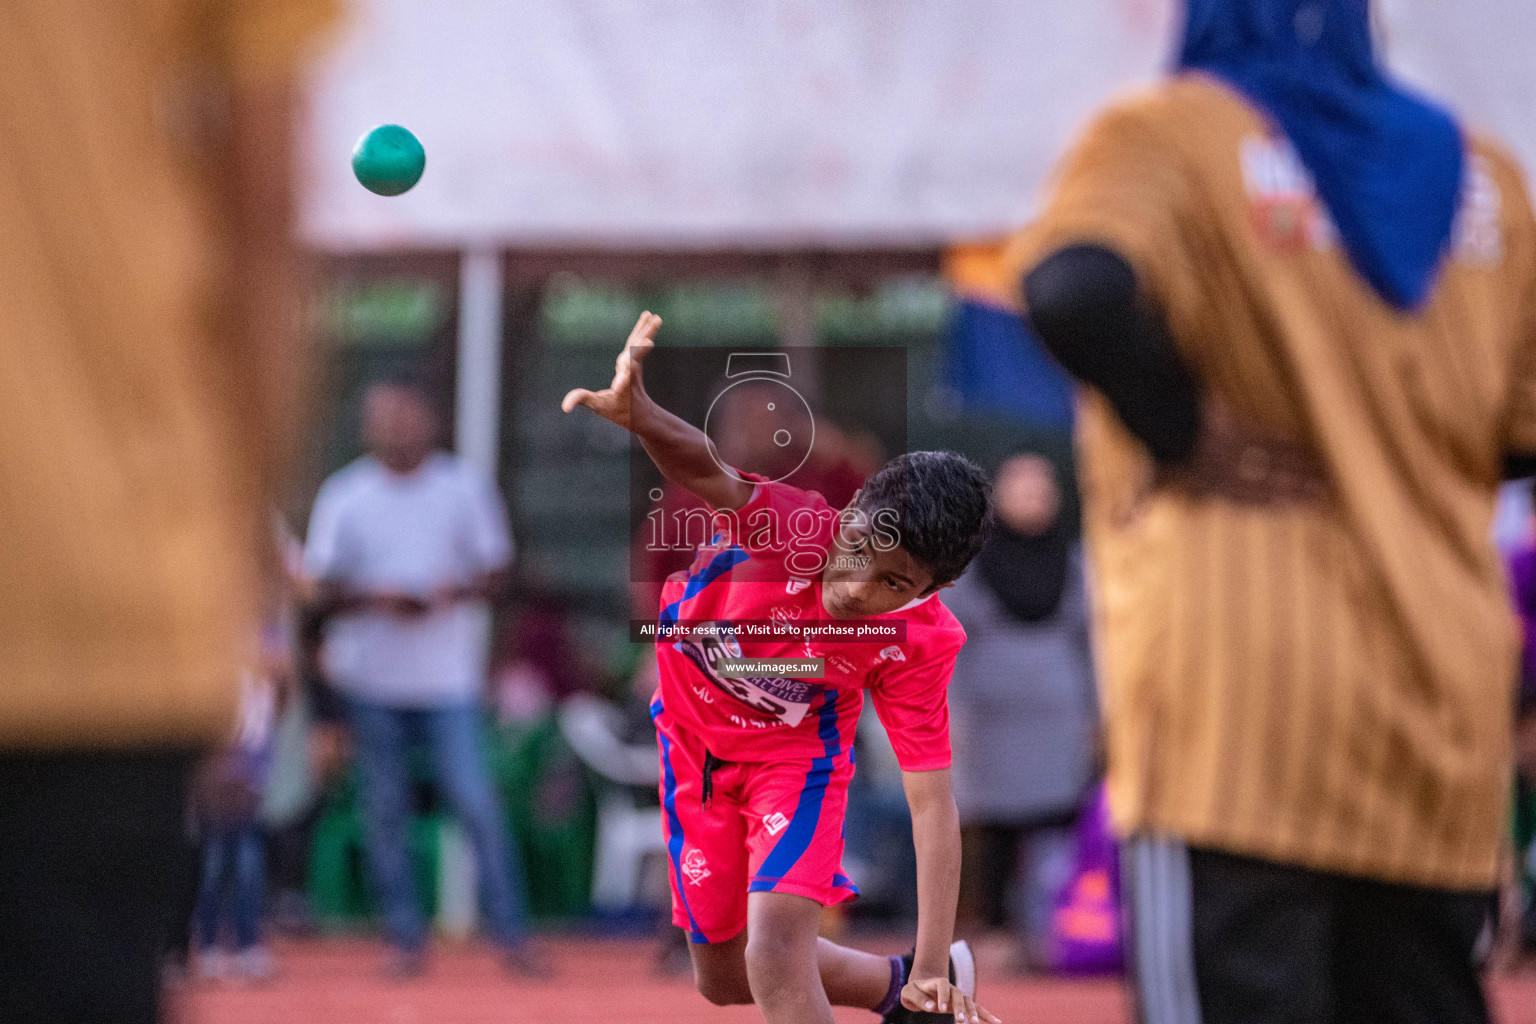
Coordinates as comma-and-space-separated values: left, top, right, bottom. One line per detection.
902, 768, 1000, 1024
561, 312, 754, 511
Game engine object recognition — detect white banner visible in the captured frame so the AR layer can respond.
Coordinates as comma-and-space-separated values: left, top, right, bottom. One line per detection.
300, 0, 1536, 252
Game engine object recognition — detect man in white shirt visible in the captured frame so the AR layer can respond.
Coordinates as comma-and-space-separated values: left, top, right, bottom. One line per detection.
305, 379, 535, 976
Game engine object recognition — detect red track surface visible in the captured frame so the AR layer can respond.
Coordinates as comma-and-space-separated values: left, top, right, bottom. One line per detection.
176, 937, 1536, 1024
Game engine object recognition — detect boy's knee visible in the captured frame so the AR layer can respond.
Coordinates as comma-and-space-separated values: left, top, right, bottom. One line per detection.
743, 932, 813, 992
695, 972, 753, 1006
690, 937, 754, 1006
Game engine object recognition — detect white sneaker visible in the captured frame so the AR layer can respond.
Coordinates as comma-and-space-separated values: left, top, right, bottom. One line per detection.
196, 948, 228, 982
234, 946, 277, 983
949, 939, 977, 999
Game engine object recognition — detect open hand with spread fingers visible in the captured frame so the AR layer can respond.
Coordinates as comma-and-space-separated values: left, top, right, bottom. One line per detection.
559, 311, 662, 431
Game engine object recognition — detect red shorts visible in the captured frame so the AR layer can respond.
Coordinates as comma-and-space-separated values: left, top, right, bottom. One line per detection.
651, 700, 859, 944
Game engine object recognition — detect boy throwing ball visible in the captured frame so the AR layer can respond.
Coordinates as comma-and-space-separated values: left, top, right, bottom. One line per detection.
563, 313, 999, 1024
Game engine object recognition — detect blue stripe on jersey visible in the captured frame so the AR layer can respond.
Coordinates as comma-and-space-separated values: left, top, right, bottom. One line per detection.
657, 729, 707, 943
815, 685, 841, 758
657, 544, 750, 629
750, 690, 843, 889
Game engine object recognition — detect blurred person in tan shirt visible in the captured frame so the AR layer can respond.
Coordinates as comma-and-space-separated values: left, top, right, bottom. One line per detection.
0, 2, 336, 1021
1011, 0, 1536, 1022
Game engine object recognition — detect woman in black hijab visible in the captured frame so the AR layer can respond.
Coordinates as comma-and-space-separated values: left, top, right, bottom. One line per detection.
944, 453, 1098, 972
975, 455, 1075, 625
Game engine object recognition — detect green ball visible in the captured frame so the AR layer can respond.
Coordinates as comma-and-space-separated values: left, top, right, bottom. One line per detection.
351, 124, 425, 196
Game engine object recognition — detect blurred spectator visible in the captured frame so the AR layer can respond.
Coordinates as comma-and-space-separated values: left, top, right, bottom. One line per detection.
842, 709, 921, 922
0, 3, 335, 1022
489, 592, 585, 725
945, 454, 1097, 970
263, 520, 351, 936
304, 379, 539, 977
192, 623, 291, 983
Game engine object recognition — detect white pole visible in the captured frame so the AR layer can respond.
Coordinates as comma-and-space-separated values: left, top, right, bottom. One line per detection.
456, 247, 504, 476
440, 246, 504, 938
776, 260, 816, 349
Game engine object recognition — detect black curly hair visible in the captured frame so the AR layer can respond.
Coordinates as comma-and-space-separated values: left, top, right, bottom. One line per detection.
857, 451, 994, 588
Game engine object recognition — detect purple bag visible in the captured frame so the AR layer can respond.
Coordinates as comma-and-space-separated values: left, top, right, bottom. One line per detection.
1047, 784, 1124, 976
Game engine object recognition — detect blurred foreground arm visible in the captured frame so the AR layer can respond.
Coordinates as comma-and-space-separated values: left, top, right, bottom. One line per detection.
1024, 244, 1203, 464
561, 313, 754, 510
225, 77, 308, 496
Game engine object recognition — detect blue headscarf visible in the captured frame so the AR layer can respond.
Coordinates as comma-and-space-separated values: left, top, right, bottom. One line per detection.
1179, 0, 1463, 310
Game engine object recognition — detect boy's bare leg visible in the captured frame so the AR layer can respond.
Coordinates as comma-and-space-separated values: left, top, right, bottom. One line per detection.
688, 892, 893, 1015
744, 892, 835, 1024
814, 933, 900, 1009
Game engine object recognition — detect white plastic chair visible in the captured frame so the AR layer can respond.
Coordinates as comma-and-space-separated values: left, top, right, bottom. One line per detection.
558, 694, 668, 910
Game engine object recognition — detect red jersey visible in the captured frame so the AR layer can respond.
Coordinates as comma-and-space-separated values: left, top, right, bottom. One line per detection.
652, 479, 965, 771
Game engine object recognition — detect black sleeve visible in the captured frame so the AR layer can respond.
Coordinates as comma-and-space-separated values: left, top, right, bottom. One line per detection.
1023, 244, 1203, 465
1503, 452, 1536, 480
